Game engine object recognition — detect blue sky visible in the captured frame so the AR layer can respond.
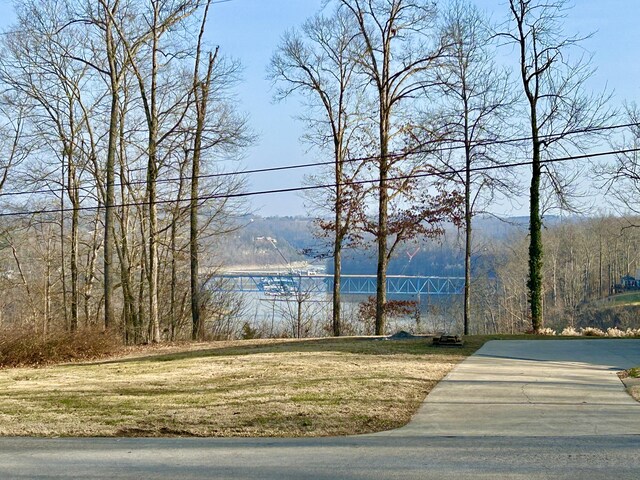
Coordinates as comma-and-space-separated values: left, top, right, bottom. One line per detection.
0, 1, 638, 217
207, 0, 640, 217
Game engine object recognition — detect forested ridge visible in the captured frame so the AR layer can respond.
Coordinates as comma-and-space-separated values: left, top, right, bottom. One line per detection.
0, 0, 638, 347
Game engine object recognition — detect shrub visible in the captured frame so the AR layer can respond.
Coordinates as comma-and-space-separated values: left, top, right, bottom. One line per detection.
606, 327, 627, 338
538, 327, 556, 336
240, 322, 262, 340
581, 327, 605, 337
0, 328, 122, 368
560, 326, 581, 336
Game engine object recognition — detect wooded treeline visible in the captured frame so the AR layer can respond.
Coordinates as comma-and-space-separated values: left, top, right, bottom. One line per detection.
0, 0, 639, 342
472, 217, 640, 333
271, 0, 624, 336
0, 0, 251, 343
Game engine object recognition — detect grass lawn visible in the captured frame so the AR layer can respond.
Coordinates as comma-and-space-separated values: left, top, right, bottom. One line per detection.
0, 336, 491, 438
604, 292, 640, 307
1, 334, 634, 437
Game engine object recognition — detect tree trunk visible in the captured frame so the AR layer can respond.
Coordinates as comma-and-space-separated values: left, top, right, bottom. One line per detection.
463, 96, 472, 336
60, 163, 69, 330
104, 90, 118, 330
332, 150, 342, 337
147, 134, 160, 343
463, 191, 472, 335
375, 112, 389, 336
297, 296, 303, 339
190, 43, 215, 341
70, 180, 79, 333
528, 137, 543, 332
171, 218, 178, 341
190, 128, 202, 340
332, 238, 342, 336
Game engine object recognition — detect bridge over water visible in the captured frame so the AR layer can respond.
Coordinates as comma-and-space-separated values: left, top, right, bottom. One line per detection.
210, 273, 465, 296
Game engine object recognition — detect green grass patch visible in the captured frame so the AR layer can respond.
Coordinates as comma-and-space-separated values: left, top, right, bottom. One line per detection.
602, 292, 640, 306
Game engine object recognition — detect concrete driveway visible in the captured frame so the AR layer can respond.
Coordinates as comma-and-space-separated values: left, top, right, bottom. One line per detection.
390, 339, 640, 437
1, 339, 639, 479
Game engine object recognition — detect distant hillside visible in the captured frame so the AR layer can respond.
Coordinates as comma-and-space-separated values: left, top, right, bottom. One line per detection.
211, 214, 564, 273
212, 216, 321, 268
577, 297, 640, 330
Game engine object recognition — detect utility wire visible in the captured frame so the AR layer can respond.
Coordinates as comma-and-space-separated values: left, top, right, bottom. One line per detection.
0, 146, 636, 219
0, 120, 635, 200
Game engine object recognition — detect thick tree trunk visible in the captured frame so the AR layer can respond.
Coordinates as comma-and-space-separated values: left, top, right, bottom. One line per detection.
375, 112, 389, 336
528, 136, 543, 332
104, 92, 118, 330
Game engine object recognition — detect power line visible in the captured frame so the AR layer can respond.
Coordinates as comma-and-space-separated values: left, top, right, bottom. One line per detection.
0, 146, 636, 219
0, 121, 636, 200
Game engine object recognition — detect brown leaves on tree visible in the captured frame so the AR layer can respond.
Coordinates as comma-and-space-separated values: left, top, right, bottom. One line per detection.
357, 296, 418, 335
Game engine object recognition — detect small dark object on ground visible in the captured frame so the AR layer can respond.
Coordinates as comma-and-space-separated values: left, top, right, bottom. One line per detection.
433, 335, 464, 347
387, 331, 432, 341
388, 331, 417, 340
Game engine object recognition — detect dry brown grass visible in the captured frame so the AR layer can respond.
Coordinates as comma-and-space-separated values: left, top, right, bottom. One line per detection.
629, 386, 640, 402
0, 336, 484, 437
622, 367, 640, 402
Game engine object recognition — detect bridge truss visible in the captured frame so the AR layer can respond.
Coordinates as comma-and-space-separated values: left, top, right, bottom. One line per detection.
209, 273, 464, 296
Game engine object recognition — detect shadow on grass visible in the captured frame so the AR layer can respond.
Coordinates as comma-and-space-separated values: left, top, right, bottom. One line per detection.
59, 334, 637, 369
67, 336, 494, 368
67, 334, 621, 368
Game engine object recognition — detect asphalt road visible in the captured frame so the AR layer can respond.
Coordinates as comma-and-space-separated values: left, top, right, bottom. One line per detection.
1, 340, 639, 479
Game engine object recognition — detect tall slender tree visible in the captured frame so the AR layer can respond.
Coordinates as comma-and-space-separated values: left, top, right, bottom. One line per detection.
503, 0, 612, 332
436, 0, 516, 335
190, 0, 216, 341
338, 0, 449, 335
270, 7, 366, 337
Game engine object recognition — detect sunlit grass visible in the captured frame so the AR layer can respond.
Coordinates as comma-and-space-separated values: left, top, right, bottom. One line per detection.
0, 334, 608, 438
0, 336, 489, 437
604, 292, 640, 307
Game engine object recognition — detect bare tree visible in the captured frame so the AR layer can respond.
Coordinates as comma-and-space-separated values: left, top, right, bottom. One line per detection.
0, 0, 99, 332
108, 0, 201, 342
603, 105, 640, 215
502, 0, 612, 332
338, 0, 450, 335
270, 6, 366, 337
0, 0, 249, 342
189, 0, 215, 340
435, 0, 517, 335
87, 0, 134, 332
